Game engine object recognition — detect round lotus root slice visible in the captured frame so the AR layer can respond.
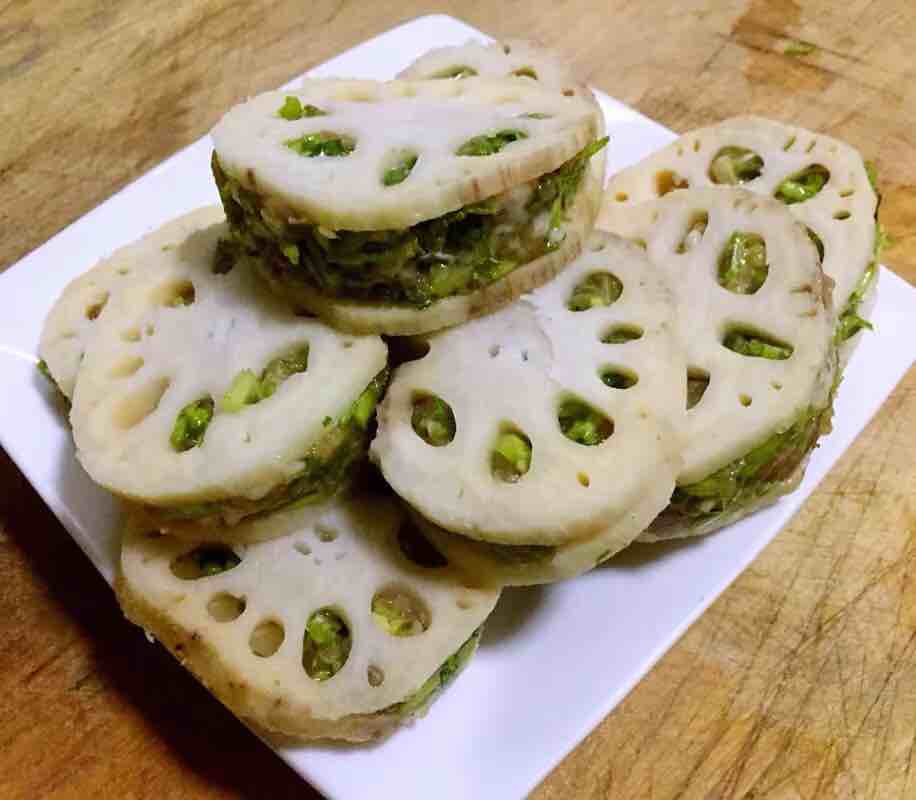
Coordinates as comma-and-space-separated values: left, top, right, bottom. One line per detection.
116, 493, 499, 742
601, 187, 837, 541
601, 116, 879, 363
371, 231, 684, 583
39, 208, 225, 401
70, 208, 388, 534
210, 77, 606, 335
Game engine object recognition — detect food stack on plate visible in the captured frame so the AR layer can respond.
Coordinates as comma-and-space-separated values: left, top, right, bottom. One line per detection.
36, 39, 883, 742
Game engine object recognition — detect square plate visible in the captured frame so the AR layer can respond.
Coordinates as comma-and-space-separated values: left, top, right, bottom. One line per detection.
1, 14, 914, 800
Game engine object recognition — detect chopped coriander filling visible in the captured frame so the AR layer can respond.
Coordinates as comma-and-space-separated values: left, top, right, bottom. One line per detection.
456, 129, 528, 156
412, 396, 456, 446
709, 146, 764, 184
774, 164, 829, 204
558, 399, 613, 445
383, 153, 418, 187
213, 138, 606, 308
836, 261, 877, 343
170, 397, 214, 452
661, 404, 829, 530
568, 271, 623, 311
285, 131, 355, 158
717, 232, 768, 294
303, 609, 351, 681
491, 431, 532, 482
277, 96, 328, 120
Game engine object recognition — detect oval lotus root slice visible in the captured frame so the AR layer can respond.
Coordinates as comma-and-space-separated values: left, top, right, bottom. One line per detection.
601, 187, 837, 540
211, 77, 601, 232
601, 116, 879, 362
372, 230, 684, 557
116, 493, 499, 742
70, 208, 387, 531
39, 208, 224, 400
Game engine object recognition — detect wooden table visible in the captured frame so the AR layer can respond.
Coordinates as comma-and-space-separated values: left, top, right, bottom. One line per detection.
1, 2, 914, 797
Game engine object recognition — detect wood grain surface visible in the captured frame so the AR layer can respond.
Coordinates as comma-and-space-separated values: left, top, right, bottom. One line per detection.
1, 1, 914, 798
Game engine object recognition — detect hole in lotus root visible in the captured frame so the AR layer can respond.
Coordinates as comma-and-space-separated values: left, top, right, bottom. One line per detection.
805, 227, 825, 263
708, 146, 764, 184
834, 209, 851, 220
600, 366, 638, 390
771, 380, 783, 391
144, 324, 155, 337
693, 139, 701, 152
722, 327, 794, 360
676, 211, 708, 254
739, 394, 753, 407
488, 344, 501, 358
562, 88, 574, 97
687, 367, 710, 410
170, 545, 241, 580
85, 291, 110, 320
397, 520, 448, 568
386, 337, 429, 367
430, 64, 478, 79
775, 164, 830, 204
783, 135, 796, 151
153, 279, 196, 307
717, 232, 768, 294
367, 665, 385, 687
601, 324, 644, 344
113, 377, 170, 429
381, 149, 419, 187
371, 586, 431, 637
456, 596, 473, 610
411, 393, 456, 447
122, 327, 141, 342
655, 169, 688, 196
491, 424, 533, 483
207, 592, 246, 622
109, 356, 144, 379
302, 608, 351, 681
558, 397, 614, 446
567, 271, 623, 311
578, 472, 591, 487
839, 188, 854, 198
294, 541, 311, 556
614, 192, 629, 202
315, 524, 337, 543
250, 620, 285, 657
511, 66, 538, 79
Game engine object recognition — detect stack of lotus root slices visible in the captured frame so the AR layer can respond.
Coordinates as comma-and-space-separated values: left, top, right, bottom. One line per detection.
37, 39, 883, 743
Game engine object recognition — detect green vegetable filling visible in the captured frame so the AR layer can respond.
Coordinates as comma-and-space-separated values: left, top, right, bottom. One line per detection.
221, 344, 310, 412
568, 271, 623, 311
213, 138, 606, 308
512, 67, 538, 79
456, 129, 528, 156
412, 395, 456, 446
602, 325, 643, 344
666, 405, 828, 526
709, 146, 764, 184
371, 590, 428, 637
601, 368, 637, 390
171, 545, 241, 579
784, 39, 817, 57
382, 629, 481, 718
277, 96, 328, 120
303, 609, 351, 681
774, 164, 829, 204
383, 153, 418, 187
723, 330, 793, 360
717, 232, 768, 294
285, 131, 355, 158
686, 369, 710, 410
836, 261, 877, 343
170, 397, 215, 452
491, 430, 532, 482
558, 399, 613, 446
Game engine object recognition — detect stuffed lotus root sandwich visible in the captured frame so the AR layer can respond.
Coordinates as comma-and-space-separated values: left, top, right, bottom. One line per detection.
601, 188, 837, 540
210, 77, 607, 335
601, 116, 881, 363
116, 494, 499, 742
70, 207, 388, 535
372, 231, 685, 586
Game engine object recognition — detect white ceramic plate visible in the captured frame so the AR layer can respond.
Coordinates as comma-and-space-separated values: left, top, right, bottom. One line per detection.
1, 14, 914, 800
